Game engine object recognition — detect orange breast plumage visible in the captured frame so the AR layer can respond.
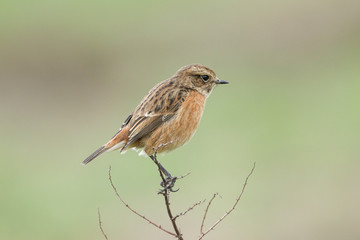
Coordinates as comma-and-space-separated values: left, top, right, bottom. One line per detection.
143, 90, 206, 155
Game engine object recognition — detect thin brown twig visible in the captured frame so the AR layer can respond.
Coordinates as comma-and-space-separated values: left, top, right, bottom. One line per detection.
108, 165, 176, 237
173, 199, 205, 221
200, 193, 219, 234
106, 142, 254, 240
98, 208, 109, 240
161, 190, 183, 239
198, 162, 256, 240
177, 172, 191, 180
151, 144, 184, 240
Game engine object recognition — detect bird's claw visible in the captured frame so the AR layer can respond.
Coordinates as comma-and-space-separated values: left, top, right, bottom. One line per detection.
159, 176, 178, 193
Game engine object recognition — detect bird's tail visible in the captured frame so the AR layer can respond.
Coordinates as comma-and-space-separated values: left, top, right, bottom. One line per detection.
82, 129, 128, 165
82, 146, 107, 165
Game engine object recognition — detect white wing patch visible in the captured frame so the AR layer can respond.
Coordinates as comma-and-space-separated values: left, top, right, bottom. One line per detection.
106, 141, 125, 152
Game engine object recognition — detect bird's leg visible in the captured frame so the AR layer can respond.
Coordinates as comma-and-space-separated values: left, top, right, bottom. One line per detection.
149, 155, 178, 193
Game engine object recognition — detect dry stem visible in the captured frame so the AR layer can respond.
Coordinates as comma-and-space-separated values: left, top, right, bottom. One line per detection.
173, 200, 205, 221
108, 165, 176, 237
198, 162, 256, 240
151, 147, 184, 240
98, 208, 109, 240
200, 193, 219, 234
100, 143, 255, 240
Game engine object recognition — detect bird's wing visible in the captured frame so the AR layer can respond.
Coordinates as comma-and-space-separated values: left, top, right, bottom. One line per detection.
122, 88, 188, 149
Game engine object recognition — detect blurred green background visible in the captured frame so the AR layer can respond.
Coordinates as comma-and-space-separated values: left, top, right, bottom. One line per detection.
1, 0, 359, 239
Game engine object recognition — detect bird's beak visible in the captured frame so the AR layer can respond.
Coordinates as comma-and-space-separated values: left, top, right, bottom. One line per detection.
215, 79, 229, 84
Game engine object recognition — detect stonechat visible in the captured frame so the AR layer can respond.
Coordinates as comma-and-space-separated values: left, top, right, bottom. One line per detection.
83, 64, 228, 188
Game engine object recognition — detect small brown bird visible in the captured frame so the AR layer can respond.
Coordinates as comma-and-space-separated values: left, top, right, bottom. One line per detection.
83, 64, 228, 188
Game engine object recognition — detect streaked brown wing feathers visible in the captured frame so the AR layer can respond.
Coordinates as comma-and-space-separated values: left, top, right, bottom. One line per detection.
123, 88, 188, 149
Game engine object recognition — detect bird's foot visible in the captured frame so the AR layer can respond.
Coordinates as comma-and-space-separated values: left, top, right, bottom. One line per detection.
159, 175, 178, 193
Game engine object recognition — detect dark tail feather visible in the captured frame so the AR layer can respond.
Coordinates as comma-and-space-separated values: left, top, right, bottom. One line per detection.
82, 146, 106, 165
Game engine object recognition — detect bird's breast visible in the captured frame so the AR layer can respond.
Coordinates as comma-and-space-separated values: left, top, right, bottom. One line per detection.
144, 90, 206, 155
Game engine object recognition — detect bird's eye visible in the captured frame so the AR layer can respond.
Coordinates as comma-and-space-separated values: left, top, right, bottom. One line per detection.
201, 75, 209, 82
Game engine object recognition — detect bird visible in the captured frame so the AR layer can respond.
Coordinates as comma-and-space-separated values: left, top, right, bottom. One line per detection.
83, 64, 228, 189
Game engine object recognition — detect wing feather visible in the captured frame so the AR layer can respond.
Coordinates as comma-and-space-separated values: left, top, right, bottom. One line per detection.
122, 88, 188, 150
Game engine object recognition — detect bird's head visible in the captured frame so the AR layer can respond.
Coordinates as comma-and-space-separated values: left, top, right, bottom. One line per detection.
174, 64, 229, 97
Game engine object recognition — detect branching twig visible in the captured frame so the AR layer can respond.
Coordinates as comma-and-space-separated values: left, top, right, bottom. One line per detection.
108, 165, 176, 237
161, 190, 183, 239
102, 143, 255, 240
173, 199, 205, 221
98, 208, 109, 240
177, 172, 191, 180
152, 143, 184, 240
200, 193, 219, 235
198, 162, 256, 240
